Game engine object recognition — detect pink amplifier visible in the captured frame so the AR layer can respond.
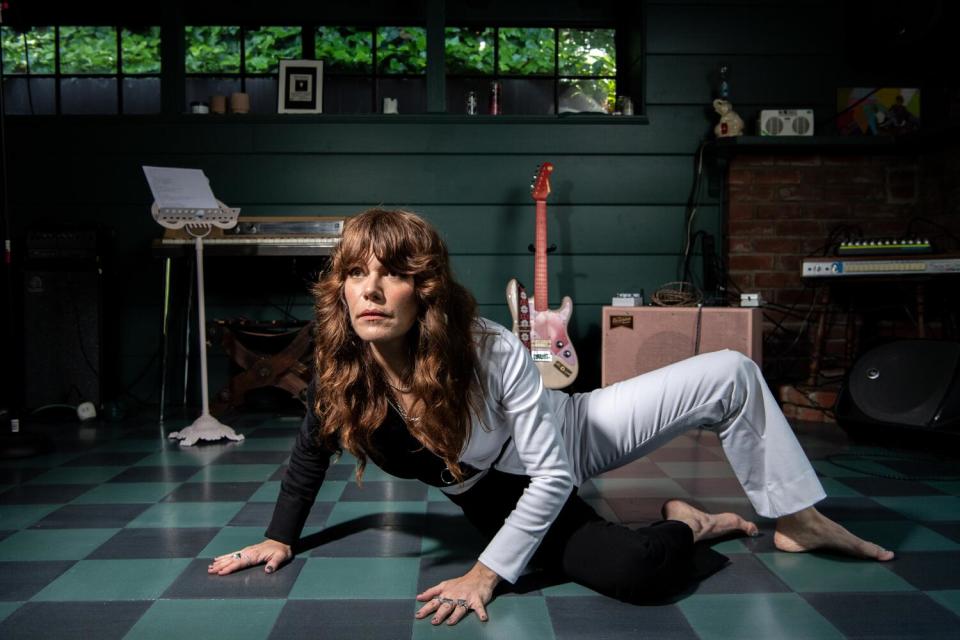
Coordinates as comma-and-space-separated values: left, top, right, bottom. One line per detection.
601, 306, 762, 387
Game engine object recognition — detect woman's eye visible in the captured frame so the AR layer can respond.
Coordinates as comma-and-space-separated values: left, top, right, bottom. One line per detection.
347, 267, 364, 278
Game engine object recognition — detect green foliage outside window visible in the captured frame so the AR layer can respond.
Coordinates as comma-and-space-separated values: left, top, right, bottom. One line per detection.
59, 26, 117, 73
445, 27, 494, 74
315, 26, 371, 73
245, 26, 301, 73
499, 28, 554, 75
376, 27, 426, 74
185, 26, 240, 73
1, 26, 55, 74
122, 27, 161, 74
559, 28, 615, 76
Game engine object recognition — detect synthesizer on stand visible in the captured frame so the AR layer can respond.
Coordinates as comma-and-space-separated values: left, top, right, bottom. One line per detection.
157, 216, 344, 256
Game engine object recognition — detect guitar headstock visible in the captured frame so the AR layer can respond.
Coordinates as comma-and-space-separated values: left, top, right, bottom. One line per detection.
530, 162, 554, 202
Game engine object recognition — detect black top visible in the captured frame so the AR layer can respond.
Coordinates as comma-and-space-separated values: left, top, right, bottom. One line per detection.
265, 393, 478, 545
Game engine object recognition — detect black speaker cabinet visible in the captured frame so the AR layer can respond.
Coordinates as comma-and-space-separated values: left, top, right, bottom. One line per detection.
836, 340, 960, 435
23, 268, 103, 410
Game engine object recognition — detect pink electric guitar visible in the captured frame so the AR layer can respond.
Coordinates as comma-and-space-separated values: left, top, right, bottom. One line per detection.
506, 162, 579, 389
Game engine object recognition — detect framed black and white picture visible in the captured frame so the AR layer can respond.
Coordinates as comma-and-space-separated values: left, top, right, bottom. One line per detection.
278, 60, 323, 114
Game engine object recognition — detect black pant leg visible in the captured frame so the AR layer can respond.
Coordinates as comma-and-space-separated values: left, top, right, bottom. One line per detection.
448, 469, 705, 604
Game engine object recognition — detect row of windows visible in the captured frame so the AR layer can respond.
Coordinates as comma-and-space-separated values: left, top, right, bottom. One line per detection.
0, 25, 619, 116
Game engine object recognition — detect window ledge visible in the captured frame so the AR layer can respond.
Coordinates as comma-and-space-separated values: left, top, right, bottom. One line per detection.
5, 112, 650, 125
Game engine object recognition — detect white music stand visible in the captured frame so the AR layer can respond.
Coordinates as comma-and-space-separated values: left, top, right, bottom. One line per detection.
150, 199, 244, 446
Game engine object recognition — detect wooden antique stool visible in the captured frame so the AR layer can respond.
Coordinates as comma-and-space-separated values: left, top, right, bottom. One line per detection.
210, 319, 314, 415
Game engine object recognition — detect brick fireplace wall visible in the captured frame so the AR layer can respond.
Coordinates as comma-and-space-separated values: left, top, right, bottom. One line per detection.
725, 148, 960, 420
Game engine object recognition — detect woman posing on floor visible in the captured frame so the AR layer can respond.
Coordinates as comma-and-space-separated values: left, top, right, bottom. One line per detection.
209, 209, 892, 626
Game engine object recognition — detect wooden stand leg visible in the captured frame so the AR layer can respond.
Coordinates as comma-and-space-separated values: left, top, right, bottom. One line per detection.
807, 286, 831, 386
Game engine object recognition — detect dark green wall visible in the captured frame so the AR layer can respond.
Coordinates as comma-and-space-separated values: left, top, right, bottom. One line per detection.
5, 0, 950, 407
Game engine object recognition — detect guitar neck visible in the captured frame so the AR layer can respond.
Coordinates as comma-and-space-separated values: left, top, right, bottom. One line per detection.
534, 199, 548, 312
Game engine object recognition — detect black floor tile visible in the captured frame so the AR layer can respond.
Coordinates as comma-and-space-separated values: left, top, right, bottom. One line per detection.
163, 481, 263, 502
107, 466, 201, 483
0, 467, 48, 484
162, 557, 307, 599
87, 527, 222, 559
693, 553, 791, 594
340, 480, 427, 502
803, 592, 960, 640
0, 561, 75, 600
815, 497, 909, 522
0, 601, 152, 640
0, 484, 96, 504
62, 452, 152, 467
28, 503, 151, 529
924, 521, 960, 543
309, 526, 423, 557
213, 450, 291, 465
547, 596, 699, 640
229, 502, 284, 527
269, 599, 414, 640
886, 551, 960, 590
245, 427, 300, 439
835, 477, 950, 497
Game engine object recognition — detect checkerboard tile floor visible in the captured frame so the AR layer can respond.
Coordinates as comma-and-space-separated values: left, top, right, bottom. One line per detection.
1, 415, 959, 639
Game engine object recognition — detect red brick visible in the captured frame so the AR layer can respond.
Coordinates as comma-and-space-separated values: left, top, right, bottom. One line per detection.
752, 238, 803, 253
756, 203, 802, 220
730, 185, 777, 202
776, 255, 803, 272
728, 272, 755, 289
728, 168, 751, 185
781, 403, 798, 418
775, 155, 822, 167
795, 406, 835, 423
729, 254, 775, 271
734, 155, 776, 167
729, 220, 777, 236
824, 155, 872, 166
823, 184, 884, 201
822, 167, 884, 184
803, 203, 851, 219
755, 272, 802, 288
729, 203, 755, 220
778, 185, 824, 201
776, 220, 824, 236
729, 237, 754, 253
753, 169, 802, 184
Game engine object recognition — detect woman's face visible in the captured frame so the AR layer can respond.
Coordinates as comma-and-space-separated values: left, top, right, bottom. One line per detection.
344, 254, 418, 351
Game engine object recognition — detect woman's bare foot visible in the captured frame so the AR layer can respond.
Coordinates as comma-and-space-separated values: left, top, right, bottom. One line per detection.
661, 499, 759, 543
774, 507, 894, 561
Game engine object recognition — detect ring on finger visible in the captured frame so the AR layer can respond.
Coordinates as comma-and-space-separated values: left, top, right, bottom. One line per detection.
456, 599, 469, 608
437, 597, 455, 606
232, 552, 243, 560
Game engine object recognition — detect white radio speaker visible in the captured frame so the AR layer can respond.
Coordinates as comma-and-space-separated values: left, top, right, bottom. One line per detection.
601, 307, 763, 387
759, 109, 814, 136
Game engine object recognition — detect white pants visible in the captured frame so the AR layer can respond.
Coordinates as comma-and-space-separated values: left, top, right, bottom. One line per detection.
550, 350, 826, 519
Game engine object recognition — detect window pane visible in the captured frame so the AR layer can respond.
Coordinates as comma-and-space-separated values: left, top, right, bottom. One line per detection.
122, 27, 161, 74
376, 26, 426, 74
559, 78, 614, 114
245, 26, 301, 73
2, 26, 56, 74
559, 28, 616, 77
185, 26, 240, 73
123, 77, 161, 114
2, 77, 56, 114
499, 28, 554, 75
445, 27, 494, 74
60, 26, 117, 74
315, 27, 372, 74
500, 77, 554, 114
61, 77, 118, 113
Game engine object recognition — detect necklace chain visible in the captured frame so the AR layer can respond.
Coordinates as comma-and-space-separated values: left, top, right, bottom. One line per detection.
387, 392, 420, 423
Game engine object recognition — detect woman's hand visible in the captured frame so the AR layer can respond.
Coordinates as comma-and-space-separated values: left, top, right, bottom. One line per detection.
207, 539, 293, 576
415, 561, 501, 626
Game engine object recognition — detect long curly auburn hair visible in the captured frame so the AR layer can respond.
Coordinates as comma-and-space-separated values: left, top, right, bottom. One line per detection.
311, 208, 483, 482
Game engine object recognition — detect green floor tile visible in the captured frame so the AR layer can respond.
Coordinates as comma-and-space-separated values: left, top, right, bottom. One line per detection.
199, 526, 272, 558
189, 465, 280, 482
125, 598, 284, 640
324, 501, 427, 527
926, 589, 960, 616
541, 580, 604, 597
678, 593, 844, 640
654, 462, 736, 478
844, 521, 960, 552
811, 460, 896, 478
70, 482, 181, 504
0, 504, 60, 529
26, 466, 126, 484
249, 481, 282, 502
709, 538, 751, 554
32, 558, 191, 601
289, 557, 420, 599
756, 552, 914, 592
411, 595, 556, 640
315, 480, 346, 502
127, 502, 244, 528
928, 481, 960, 496
426, 487, 448, 502
873, 496, 960, 521
0, 602, 22, 623
0, 528, 118, 560
135, 451, 214, 467
1, 452, 84, 468
93, 439, 165, 453
236, 437, 295, 451
582, 477, 691, 499
819, 477, 864, 498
